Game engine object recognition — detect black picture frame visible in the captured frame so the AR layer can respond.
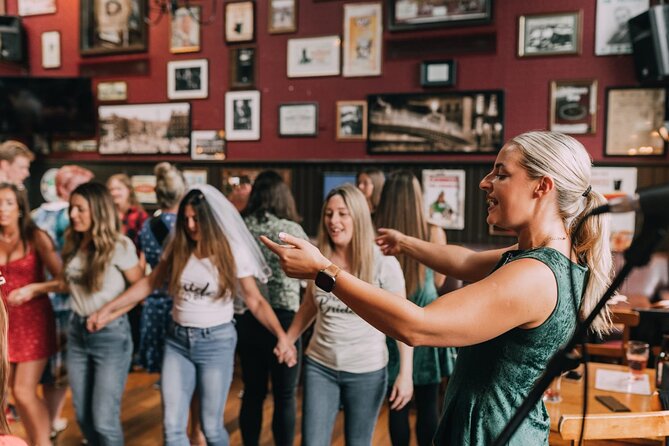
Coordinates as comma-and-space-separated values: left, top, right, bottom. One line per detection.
229, 46, 256, 90
420, 60, 456, 87
388, 0, 492, 31
367, 90, 504, 154
80, 0, 148, 56
278, 102, 318, 137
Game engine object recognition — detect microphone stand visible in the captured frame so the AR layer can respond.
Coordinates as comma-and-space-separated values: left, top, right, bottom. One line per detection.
493, 216, 668, 445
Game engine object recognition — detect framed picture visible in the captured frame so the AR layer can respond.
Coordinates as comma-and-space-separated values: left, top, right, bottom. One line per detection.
98, 102, 190, 155
225, 90, 260, 141
368, 91, 504, 154
183, 169, 209, 187
41, 30, 60, 69
592, 167, 638, 252
549, 79, 597, 134
343, 2, 382, 77
80, 0, 147, 56
595, 0, 649, 55
191, 130, 226, 160
517, 11, 582, 57
422, 169, 466, 230
287, 35, 341, 78
229, 46, 256, 90
278, 103, 318, 137
18, 0, 55, 16
97, 81, 128, 102
336, 100, 367, 141
130, 175, 157, 204
225, 1, 255, 43
605, 87, 666, 156
388, 0, 492, 31
269, 0, 297, 34
167, 59, 208, 100
170, 6, 201, 53
420, 60, 456, 87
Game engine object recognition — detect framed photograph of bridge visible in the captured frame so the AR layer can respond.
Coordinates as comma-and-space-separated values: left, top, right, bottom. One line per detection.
367, 90, 504, 154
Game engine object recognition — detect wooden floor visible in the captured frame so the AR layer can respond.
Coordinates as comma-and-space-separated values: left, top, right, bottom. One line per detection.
8, 367, 654, 446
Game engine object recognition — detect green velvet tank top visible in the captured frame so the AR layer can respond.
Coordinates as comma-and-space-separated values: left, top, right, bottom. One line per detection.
434, 247, 588, 446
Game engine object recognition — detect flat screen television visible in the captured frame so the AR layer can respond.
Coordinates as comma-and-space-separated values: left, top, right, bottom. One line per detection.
0, 76, 96, 137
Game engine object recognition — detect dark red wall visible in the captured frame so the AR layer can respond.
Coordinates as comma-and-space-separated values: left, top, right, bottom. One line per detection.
0, 0, 663, 163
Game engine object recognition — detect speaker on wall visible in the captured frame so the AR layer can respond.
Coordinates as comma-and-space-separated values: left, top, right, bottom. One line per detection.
629, 5, 669, 83
0, 16, 25, 63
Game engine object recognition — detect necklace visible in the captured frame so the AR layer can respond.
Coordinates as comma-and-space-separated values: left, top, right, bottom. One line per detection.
531, 235, 567, 250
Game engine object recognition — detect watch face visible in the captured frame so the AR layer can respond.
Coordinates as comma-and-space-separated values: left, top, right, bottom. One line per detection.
315, 270, 335, 293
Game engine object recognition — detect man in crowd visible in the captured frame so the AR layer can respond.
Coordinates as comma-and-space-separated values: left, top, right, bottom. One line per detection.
0, 140, 33, 185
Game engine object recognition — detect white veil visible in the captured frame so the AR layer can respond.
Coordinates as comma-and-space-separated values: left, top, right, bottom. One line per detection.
191, 184, 271, 283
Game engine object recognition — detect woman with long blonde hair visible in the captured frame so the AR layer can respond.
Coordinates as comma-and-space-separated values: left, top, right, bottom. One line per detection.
88, 185, 296, 446
24, 182, 144, 446
264, 131, 613, 445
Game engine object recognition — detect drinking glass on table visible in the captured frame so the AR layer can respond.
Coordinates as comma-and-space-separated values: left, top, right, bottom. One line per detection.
542, 374, 562, 403
626, 341, 650, 380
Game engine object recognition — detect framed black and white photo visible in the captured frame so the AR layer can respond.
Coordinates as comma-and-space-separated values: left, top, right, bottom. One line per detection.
191, 130, 227, 160
605, 87, 666, 156
269, 0, 297, 34
549, 79, 597, 134
518, 11, 582, 57
97, 81, 128, 102
367, 91, 504, 154
420, 60, 456, 87
168, 59, 208, 100
336, 100, 367, 141
170, 6, 201, 54
278, 103, 318, 137
80, 0, 147, 56
343, 2, 382, 77
595, 0, 649, 55
41, 30, 60, 69
225, 90, 260, 141
229, 46, 256, 90
225, 1, 255, 43
388, 0, 492, 31
98, 103, 191, 154
287, 35, 341, 78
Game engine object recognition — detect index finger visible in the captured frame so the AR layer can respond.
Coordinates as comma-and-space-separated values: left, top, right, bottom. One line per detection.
259, 235, 285, 255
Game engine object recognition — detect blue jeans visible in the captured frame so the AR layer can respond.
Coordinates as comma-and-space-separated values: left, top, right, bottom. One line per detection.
302, 356, 387, 446
161, 321, 237, 446
67, 314, 132, 446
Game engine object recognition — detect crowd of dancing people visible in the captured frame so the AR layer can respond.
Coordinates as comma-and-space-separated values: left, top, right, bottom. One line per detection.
0, 130, 613, 446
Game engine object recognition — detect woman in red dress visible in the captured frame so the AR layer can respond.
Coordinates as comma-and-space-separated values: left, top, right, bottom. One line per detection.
0, 183, 61, 446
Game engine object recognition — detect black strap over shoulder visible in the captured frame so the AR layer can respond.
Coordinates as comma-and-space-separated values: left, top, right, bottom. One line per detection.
149, 216, 170, 247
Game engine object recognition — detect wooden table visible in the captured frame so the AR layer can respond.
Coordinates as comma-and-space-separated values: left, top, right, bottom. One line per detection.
546, 363, 667, 443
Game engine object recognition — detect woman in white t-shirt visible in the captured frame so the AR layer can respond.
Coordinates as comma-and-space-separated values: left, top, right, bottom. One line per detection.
88, 185, 296, 446
284, 184, 407, 446
22, 182, 144, 446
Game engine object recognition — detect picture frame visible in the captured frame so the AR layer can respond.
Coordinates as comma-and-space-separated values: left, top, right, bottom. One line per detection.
287, 35, 341, 78
388, 0, 492, 31
269, 0, 297, 34
130, 175, 157, 204
229, 46, 256, 90
595, 0, 649, 56
422, 169, 466, 230
549, 79, 597, 135
367, 91, 504, 154
225, 1, 255, 43
98, 102, 190, 155
420, 60, 456, 87
18, 0, 56, 16
167, 59, 208, 100
183, 169, 209, 187
170, 6, 201, 54
225, 90, 260, 141
336, 100, 368, 141
41, 30, 60, 69
278, 103, 318, 137
190, 130, 226, 161
80, 0, 147, 56
605, 87, 667, 156
343, 2, 382, 77
97, 81, 128, 102
517, 11, 582, 57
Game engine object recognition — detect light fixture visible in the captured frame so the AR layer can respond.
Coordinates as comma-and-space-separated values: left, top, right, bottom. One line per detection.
146, 0, 217, 26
